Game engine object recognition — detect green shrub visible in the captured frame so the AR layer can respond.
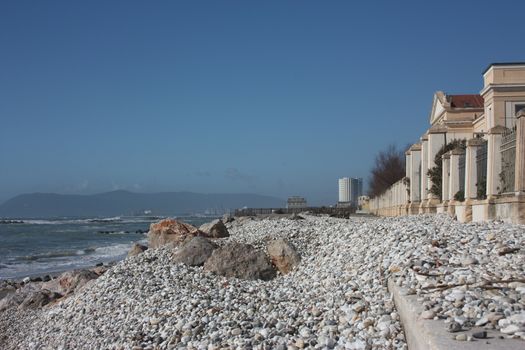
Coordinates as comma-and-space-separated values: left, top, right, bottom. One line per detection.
476, 178, 487, 199
453, 190, 465, 202
427, 139, 466, 200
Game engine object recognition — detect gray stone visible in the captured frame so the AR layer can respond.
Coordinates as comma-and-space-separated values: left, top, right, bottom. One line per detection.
0, 284, 16, 300
461, 257, 479, 266
0, 283, 41, 311
56, 269, 99, 295
222, 214, 234, 223
204, 243, 276, 280
447, 321, 462, 333
199, 219, 229, 238
128, 243, 148, 257
18, 289, 62, 309
472, 331, 487, 339
421, 310, 435, 319
267, 239, 301, 274
455, 334, 467, 341
501, 324, 520, 335
172, 236, 216, 266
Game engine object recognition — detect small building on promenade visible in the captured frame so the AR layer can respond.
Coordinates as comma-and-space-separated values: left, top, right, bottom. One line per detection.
370, 62, 525, 224
287, 196, 307, 210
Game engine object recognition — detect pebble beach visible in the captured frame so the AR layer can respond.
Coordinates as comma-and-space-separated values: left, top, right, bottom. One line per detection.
1, 214, 524, 349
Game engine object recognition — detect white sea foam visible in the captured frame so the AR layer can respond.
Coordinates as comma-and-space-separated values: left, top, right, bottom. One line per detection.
21, 216, 161, 225
0, 241, 143, 279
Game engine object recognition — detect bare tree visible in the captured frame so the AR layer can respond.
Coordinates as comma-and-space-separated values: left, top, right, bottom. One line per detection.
368, 144, 406, 197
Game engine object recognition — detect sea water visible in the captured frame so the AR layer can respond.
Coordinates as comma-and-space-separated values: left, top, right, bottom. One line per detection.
0, 216, 214, 279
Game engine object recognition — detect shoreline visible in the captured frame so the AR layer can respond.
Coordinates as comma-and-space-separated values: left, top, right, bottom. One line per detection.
0, 215, 196, 281
0, 214, 222, 281
1, 214, 524, 349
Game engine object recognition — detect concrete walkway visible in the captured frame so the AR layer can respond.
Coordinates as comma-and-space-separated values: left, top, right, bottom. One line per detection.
388, 279, 524, 350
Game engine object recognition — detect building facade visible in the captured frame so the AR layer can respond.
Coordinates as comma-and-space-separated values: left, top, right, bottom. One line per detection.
370, 62, 525, 224
338, 178, 350, 203
287, 196, 307, 209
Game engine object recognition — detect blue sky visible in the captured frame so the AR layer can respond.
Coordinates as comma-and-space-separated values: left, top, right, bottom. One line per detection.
1, 0, 524, 205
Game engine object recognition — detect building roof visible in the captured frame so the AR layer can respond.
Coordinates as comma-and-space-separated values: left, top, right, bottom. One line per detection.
482, 62, 525, 74
448, 94, 484, 108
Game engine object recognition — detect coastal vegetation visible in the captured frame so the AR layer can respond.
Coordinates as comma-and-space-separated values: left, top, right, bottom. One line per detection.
368, 144, 406, 197
427, 139, 466, 200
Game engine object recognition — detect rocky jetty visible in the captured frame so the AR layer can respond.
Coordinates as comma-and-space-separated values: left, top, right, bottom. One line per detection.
0, 214, 524, 349
0, 265, 108, 312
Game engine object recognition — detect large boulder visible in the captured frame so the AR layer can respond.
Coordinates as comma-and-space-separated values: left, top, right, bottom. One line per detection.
199, 219, 229, 238
55, 270, 99, 295
204, 243, 276, 280
222, 214, 235, 223
128, 243, 148, 257
267, 239, 301, 274
0, 282, 16, 301
18, 289, 62, 310
172, 236, 216, 266
148, 219, 202, 248
0, 282, 41, 311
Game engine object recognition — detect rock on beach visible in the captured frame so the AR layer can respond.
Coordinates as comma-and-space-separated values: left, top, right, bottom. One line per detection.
172, 236, 216, 266
127, 243, 148, 257
199, 219, 229, 238
203, 242, 276, 280
148, 219, 202, 248
266, 238, 301, 274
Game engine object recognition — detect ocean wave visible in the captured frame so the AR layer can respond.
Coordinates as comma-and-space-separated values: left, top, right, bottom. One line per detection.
86, 217, 122, 223
0, 241, 144, 279
18, 249, 93, 261
97, 229, 148, 235
20, 216, 160, 225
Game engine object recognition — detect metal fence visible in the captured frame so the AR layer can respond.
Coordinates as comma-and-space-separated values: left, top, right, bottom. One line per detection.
476, 140, 488, 199
458, 152, 466, 193
234, 206, 356, 217
500, 127, 517, 193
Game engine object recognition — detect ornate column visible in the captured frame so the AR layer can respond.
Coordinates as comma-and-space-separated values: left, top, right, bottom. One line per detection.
426, 126, 447, 213
486, 126, 506, 198
442, 152, 451, 203
419, 135, 429, 213
409, 144, 421, 203
515, 109, 525, 193
448, 148, 464, 215
405, 151, 411, 180
449, 148, 463, 201
465, 138, 484, 200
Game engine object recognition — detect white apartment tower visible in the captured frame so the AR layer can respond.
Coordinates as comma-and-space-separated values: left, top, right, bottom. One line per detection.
338, 178, 350, 202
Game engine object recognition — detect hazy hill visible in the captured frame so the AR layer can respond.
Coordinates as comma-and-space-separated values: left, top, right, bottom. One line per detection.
0, 190, 284, 218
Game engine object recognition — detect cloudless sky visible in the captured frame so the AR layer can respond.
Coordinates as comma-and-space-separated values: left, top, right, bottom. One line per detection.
1, 0, 525, 205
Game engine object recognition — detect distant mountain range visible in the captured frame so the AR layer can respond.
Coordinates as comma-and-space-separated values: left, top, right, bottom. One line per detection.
0, 190, 284, 218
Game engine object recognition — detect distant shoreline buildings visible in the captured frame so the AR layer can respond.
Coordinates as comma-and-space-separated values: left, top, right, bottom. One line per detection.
287, 196, 307, 210
338, 177, 363, 206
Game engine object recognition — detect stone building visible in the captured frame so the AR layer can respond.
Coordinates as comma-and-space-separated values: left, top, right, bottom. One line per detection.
287, 196, 307, 210
370, 62, 525, 224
